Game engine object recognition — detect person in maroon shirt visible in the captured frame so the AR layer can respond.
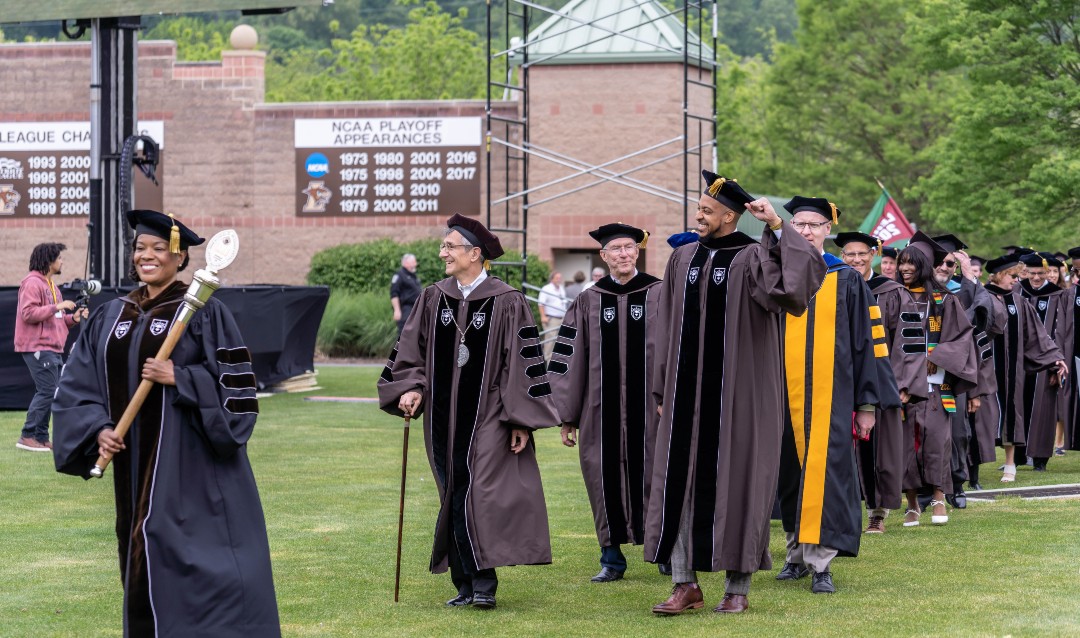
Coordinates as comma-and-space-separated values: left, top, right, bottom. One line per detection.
13, 242, 87, 451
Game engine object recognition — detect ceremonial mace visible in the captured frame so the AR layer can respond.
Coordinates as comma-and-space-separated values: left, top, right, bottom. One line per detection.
89, 230, 240, 478
394, 414, 411, 602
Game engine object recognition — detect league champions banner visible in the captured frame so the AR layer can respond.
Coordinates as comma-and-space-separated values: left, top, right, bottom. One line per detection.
0, 121, 164, 218
293, 116, 481, 217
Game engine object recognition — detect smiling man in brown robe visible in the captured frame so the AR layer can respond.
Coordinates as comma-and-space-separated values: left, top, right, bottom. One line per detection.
1017, 251, 1073, 471
378, 214, 560, 610
646, 172, 825, 615
548, 223, 663, 583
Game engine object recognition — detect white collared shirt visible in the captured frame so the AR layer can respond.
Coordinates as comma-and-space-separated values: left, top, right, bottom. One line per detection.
457, 269, 488, 299
610, 269, 639, 285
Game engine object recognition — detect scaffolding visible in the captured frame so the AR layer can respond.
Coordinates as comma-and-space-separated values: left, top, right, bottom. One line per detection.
485, 0, 718, 290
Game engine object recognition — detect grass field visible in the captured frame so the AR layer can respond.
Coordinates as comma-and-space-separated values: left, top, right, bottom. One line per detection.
3, 365, 1080, 637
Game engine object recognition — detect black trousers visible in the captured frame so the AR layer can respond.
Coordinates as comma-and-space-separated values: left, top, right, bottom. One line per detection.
447, 535, 497, 597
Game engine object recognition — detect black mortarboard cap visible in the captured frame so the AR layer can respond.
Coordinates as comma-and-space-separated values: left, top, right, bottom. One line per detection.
446, 213, 504, 260
905, 231, 949, 266
701, 171, 754, 212
968, 255, 986, 266
833, 232, 877, 250
985, 254, 1020, 274
1068, 247, 1080, 261
783, 196, 841, 224
126, 209, 204, 254
1019, 251, 1063, 268
589, 223, 649, 248
1001, 245, 1021, 254
880, 246, 898, 259
1053, 251, 1068, 262
931, 234, 968, 253
1013, 247, 1036, 256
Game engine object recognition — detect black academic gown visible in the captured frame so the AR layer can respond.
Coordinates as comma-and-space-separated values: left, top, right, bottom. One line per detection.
52, 282, 280, 638
1068, 286, 1080, 449
1018, 280, 1073, 458
779, 256, 899, 558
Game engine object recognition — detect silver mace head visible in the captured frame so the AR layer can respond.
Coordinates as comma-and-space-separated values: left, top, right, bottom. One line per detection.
179, 230, 240, 325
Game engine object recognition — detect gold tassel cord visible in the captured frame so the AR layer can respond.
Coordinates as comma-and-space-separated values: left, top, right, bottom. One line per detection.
708, 177, 726, 197
639, 230, 649, 249
167, 213, 180, 254
829, 202, 838, 225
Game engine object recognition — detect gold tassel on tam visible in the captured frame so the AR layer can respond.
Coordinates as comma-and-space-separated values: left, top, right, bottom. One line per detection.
639, 231, 649, 249
708, 177, 726, 197
484, 259, 491, 271
829, 202, 838, 225
167, 213, 180, 254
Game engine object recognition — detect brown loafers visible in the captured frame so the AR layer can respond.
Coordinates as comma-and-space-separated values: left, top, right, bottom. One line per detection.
652, 583, 704, 615
713, 593, 749, 614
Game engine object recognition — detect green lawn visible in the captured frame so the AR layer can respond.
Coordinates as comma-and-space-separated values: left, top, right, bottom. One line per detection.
3, 365, 1079, 637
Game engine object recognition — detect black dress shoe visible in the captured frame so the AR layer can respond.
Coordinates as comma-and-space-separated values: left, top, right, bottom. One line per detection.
471, 592, 496, 610
446, 594, 473, 607
811, 571, 836, 594
658, 563, 672, 576
953, 489, 967, 509
776, 562, 810, 581
590, 567, 624, 583
969, 482, 983, 491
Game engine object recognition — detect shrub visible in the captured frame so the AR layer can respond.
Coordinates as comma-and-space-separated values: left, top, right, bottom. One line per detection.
316, 291, 398, 358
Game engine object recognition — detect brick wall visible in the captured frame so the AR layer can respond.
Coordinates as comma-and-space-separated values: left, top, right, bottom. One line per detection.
0, 40, 708, 286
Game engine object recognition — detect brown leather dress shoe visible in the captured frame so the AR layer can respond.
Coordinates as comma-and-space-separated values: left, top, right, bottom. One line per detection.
713, 593, 749, 614
652, 583, 704, 615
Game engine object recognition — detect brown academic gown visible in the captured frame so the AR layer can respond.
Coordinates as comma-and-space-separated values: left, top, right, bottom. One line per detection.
547, 272, 663, 548
969, 293, 1008, 465
984, 284, 1064, 448
644, 224, 825, 574
378, 275, 559, 573
890, 288, 978, 493
1018, 280, 1074, 458
1067, 285, 1080, 450
858, 275, 906, 511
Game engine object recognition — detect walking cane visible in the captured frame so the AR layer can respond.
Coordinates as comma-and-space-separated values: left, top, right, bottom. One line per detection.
89, 230, 240, 478
394, 414, 411, 602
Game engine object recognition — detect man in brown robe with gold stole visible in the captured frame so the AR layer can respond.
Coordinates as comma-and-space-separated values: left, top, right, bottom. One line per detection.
776, 204, 899, 595
549, 223, 662, 583
378, 214, 560, 610
646, 172, 825, 615
1017, 252, 1074, 471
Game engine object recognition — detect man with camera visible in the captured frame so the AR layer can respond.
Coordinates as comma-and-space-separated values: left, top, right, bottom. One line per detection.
14, 242, 88, 451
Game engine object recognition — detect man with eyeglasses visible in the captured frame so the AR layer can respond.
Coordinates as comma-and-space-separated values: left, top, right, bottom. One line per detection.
378, 214, 560, 610
1017, 251, 1073, 472
646, 172, 825, 615
774, 201, 898, 594
835, 232, 905, 535
930, 234, 1001, 505
548, 223, 664, 584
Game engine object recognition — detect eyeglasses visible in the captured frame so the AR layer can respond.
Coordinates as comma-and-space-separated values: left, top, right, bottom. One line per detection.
602, 244, 639, 255
439, 242, 474, 252
942, 260, 957, 268
790, 221, 830, 231
842, 251, 872, 259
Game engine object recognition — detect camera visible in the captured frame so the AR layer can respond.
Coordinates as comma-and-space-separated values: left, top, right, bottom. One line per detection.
66, 278, 102, 311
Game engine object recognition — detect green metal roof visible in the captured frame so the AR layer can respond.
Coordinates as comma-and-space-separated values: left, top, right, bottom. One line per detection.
521, 0, 715, 67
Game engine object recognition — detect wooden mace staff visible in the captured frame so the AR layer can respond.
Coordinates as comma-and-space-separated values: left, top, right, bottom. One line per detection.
394, 414, 411, 602
89, 230, 241, 479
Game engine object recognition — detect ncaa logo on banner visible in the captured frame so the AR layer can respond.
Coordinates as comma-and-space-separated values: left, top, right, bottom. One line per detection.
603, 307, 616, 323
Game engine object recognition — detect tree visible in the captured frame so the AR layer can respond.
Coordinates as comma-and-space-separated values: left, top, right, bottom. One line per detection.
143, 16, 233, 61
720, 0, 962, 225
714, 0, 798, 60
915, 0, 1080, 249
